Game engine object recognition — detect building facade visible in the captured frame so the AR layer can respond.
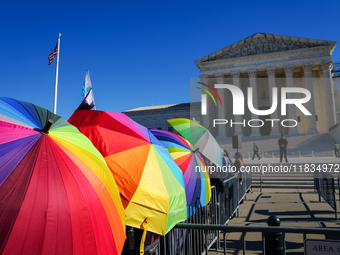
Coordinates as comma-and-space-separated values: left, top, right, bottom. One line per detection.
195, 33, 337, 138
124, 103, 200, 131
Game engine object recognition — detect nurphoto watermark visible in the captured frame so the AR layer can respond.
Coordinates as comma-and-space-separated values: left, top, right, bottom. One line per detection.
189, 76, 340, 179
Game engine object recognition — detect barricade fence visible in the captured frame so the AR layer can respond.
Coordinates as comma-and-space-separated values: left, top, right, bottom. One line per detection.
155, 172, 340, 255
174, 223, 340, 255
154, 169, 340, 254
314, 171, 338, 220
159, 171, 252, 255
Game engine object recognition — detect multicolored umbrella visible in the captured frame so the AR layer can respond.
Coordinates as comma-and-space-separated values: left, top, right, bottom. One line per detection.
150, 129, 211, 207
167, 118, 223, 167
68, 110, 187, 236
0, 97, 125, 255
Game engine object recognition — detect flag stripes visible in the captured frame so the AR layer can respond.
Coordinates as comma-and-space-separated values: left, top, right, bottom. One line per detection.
48, 43, 58, 65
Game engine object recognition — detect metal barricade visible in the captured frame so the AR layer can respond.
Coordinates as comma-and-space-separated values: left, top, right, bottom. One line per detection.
219, 174, 239, 225
160, 171, 253, 255
174, 223, 340, 255
314, 171, 338, 220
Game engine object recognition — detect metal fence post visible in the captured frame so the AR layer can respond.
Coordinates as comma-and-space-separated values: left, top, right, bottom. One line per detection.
237, 174, 240, 217
333, 180, 338, 221
261, 168, 263, 192
223, 232, 226, 255
264, 215, 284, 255
242, 231, 246, 255
262, 232, 266, 255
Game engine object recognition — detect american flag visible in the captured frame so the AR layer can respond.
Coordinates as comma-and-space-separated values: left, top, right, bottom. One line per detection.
48, 43, 58, 65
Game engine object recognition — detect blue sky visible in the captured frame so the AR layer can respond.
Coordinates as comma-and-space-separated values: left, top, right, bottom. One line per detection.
1, 0, 340, 120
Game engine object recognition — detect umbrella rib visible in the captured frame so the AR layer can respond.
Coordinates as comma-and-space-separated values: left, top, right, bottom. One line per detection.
129, 201, 167, 215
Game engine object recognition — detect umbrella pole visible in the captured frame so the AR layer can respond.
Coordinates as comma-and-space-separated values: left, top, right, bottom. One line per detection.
41, 119, 54, 134
53, 33, 61, 114
139, 218, 149, 255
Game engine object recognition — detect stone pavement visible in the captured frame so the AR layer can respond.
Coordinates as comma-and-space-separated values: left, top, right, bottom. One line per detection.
208, 187, 340, 255
243, 157, 340, 189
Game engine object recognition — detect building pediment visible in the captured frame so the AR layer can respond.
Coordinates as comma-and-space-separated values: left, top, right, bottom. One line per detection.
195, 33, 336, 65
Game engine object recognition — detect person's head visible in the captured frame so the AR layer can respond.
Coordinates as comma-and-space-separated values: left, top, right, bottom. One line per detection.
281, 134, 285, 138
223, 149, 229, 157
253, 143, 255, 145
235, 152, 242, 160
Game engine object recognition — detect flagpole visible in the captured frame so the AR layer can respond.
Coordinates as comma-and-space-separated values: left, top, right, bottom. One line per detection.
53, 33, 61, 114
92, 90, 96, 110
87, 70, 96, 109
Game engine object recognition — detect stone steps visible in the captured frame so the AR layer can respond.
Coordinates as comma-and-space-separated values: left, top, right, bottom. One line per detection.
251, 172, 315, 189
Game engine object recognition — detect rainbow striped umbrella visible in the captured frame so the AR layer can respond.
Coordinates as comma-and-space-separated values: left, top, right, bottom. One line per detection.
167, 118, 223, 167
68, 110, 187, 236
0, 97, 125, 255
151, 129, 211, 207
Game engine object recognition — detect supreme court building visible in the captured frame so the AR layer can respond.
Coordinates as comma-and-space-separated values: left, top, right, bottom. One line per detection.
125, 33, 340, 145
194, 33, 338, 139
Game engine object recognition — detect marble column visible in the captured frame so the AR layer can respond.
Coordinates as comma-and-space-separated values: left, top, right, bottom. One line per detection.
215, 73, 227, 139
247, 69, 261, 135
322, 61, 337, 129
200, 75, 210, 129
266, 67, 280, 135
302, 63, 318, 133
316, 69, 328, 133
283, 65, 300, 135
231, 71, 243, 136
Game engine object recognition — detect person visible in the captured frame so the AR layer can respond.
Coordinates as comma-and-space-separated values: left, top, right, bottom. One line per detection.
207, 154, 225, 194
222, 149, 233, 179
210, 169, 225, 194
234, 152, 244, 184
252, 143, 260, 160
334, 142, 340, 158
278, 134, 288, 163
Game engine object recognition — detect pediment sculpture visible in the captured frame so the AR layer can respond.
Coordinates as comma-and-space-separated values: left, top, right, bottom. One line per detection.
205, 38, 329, 62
